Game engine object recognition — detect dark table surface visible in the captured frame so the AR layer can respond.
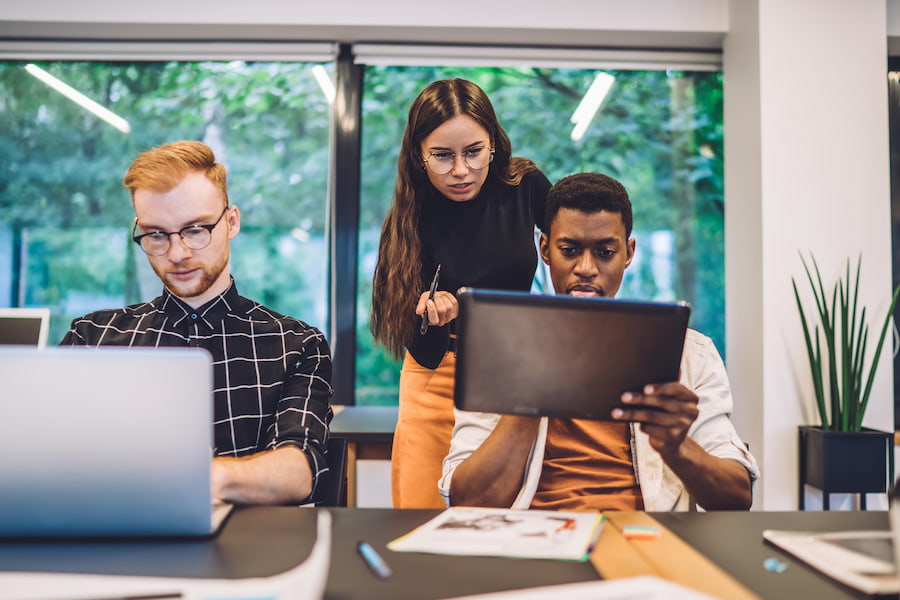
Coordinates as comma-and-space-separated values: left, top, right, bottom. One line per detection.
0, 507, 894, 599
654, 510, 893, 600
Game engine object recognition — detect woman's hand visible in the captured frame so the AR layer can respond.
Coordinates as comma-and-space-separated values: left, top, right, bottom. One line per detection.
415, 290, 459, 328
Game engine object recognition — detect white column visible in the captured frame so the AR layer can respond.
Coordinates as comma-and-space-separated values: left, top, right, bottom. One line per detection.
724, 0, 893, 510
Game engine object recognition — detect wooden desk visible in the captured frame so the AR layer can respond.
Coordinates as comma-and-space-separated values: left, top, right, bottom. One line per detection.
330, 405, 398, 506
0, 508, 889, 599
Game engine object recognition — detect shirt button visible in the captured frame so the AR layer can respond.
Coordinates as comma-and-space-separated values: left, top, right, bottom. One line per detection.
191, 314, 198, 319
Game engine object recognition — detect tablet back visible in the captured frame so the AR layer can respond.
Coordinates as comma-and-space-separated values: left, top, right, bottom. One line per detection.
454, 288, 691, 420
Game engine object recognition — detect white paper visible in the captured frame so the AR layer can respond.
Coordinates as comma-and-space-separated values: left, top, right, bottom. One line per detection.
0, 509, 331, 600
763, 528, 900, 595
388, 507, 603, 561
441, 575, 722, 600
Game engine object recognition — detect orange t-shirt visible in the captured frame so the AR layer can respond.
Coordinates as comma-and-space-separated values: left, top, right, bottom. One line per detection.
530, 418, 643, 511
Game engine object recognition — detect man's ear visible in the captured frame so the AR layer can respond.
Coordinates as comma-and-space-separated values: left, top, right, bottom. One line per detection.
624, 237, 636, 268
226, 205, 241, 239
539, 232, 550, 264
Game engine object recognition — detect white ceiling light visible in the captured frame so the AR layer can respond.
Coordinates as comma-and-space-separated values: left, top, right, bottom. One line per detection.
25, 64, 131, 134
570, 72, 615, 142
312, 65, 335, 103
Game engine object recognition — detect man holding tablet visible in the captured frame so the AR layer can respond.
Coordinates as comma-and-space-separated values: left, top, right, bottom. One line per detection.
440, 172, 758, 511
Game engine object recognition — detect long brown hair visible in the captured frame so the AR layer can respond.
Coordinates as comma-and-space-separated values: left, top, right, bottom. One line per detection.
371, 79, 537, 358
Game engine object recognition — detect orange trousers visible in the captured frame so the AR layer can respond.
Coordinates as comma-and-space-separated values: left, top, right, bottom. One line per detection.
391, 351, 456, 508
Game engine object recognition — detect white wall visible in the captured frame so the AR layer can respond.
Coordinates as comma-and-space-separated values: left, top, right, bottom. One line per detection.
2, 0, 896, 510
725, 0, 893, 510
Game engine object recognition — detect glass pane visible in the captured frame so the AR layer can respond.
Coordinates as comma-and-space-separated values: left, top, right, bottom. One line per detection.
357, 66, 724, 406
0, 60, 332, 345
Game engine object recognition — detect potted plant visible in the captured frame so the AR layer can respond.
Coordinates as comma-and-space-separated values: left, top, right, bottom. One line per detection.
793, 253, 900, 509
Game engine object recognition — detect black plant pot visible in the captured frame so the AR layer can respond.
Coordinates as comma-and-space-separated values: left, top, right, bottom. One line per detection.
798, 425, 894, 510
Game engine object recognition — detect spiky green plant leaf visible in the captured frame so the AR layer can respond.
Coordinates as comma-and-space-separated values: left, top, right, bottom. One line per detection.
793, 253, 899, 431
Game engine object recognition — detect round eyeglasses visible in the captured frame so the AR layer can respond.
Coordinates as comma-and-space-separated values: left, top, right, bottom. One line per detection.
132, 206, 229, 256
422, 147, 494, 175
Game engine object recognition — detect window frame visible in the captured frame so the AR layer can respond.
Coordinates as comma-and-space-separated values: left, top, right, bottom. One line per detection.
2, 41, 725, 406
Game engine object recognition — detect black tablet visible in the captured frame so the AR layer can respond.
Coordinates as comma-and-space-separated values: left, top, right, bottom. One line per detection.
453, 288, 691, 420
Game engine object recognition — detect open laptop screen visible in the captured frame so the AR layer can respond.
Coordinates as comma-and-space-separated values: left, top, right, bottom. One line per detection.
454, 288, 691, 420
0, 308, 50, 348
0, 346, 224, 538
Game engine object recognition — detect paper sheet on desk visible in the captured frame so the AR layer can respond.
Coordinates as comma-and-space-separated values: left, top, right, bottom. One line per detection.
441, 575, 721, 599
388, 507, 603, 561
763, 528, 900, 595
0, 510, 331, 600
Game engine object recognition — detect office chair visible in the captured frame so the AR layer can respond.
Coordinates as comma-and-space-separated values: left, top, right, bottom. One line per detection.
317, 437, 348, 507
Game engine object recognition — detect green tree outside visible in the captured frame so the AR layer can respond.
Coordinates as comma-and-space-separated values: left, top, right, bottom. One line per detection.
356, 66, 725, 405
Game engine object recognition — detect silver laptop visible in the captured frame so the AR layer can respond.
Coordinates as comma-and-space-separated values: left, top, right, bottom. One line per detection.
0, 307, 50, 348
454, 288, 691, 420
0, 346, 233, 538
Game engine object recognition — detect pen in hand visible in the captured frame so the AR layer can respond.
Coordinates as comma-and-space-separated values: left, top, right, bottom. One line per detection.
419, 263, 442, 335
357, 540, 393, 579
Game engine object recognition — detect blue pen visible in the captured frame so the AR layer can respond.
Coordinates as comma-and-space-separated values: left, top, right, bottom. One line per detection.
357, 540, 393, 579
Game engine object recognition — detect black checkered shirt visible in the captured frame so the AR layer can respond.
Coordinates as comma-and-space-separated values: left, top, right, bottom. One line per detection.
60, 279, 333, 504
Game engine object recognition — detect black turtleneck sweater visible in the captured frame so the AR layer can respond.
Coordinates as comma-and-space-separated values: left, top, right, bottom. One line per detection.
410, 169, 551, 368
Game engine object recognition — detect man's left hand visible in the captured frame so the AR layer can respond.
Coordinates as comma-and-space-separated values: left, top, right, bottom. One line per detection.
610, 381, 699, 457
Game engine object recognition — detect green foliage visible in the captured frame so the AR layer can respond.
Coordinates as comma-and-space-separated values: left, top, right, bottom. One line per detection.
356, 66, 726, 404
1, 60, 727, 407
792, 253, 900, 431
0, 60, 331, 344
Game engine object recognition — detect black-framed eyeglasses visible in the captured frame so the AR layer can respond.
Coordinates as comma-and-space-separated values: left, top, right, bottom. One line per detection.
422, 147, 494, 175
132, 206, 229, 256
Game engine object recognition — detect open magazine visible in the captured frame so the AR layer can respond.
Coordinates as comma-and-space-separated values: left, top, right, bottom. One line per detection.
388, 507, 604, 561
763, 528, 900, 595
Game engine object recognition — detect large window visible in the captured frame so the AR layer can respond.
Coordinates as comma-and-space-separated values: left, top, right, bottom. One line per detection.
1, 59, 333, 345
1, 49, 725, 407
356, 66, 725, 405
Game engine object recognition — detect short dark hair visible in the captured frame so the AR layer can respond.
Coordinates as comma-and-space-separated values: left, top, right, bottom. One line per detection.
545, 173, 632, 238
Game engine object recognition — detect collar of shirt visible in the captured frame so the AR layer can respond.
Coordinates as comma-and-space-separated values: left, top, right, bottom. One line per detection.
157, 278, 240, 332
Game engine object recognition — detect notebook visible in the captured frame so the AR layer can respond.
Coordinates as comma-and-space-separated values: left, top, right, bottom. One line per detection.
454, 288, 691, 420
0, 346, 233, 538
0, 307, 50, 348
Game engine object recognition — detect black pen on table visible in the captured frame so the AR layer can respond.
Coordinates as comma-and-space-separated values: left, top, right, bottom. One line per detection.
357, 539, 393, 579
419, 263, 442, 335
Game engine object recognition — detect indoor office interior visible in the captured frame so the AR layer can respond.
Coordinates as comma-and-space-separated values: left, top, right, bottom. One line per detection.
2, 0, 899, 512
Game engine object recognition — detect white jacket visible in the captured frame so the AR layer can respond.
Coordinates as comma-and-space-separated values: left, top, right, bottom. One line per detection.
439, 329, 760, 510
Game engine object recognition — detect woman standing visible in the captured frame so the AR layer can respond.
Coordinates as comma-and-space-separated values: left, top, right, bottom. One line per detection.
371, 78, 550, 508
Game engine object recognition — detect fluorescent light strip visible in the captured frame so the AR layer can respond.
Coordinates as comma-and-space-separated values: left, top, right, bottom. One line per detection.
25, 64, 131, 134
570, 72, 615, 142
312, 65, 336, 103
